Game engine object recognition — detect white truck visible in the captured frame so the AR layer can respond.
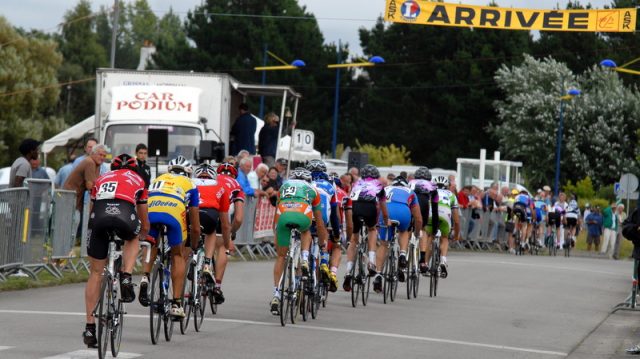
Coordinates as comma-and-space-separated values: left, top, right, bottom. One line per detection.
43, 68, 303, 171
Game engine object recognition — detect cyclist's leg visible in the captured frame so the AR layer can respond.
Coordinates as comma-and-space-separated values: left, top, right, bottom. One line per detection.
439, 218, 452, 260
422, 217, 434, 270
161, 215, 187, 305
84, 212, 112, 324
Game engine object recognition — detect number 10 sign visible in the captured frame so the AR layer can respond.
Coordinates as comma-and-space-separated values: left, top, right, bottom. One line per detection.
293, 129, 314, 151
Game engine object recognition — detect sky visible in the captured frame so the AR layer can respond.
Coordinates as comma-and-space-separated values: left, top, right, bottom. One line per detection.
2, 0, 613, 56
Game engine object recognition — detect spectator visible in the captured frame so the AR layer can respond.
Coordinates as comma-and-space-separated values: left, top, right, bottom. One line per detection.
387, 173, 396, 182
585, 206, 603, 252
275, 158, 287, 186
237, 157, 262, 198
457, 186, 471, 209
10, 138, 40, 187
542, 185, 552, 205
237, 150, 251, 162
582, 203, 591, 230
258, 112, 279, 167
448, 174, 458, 195
349, 167, 360, 182
64, 144, 107, 211
399, 171, 408, 178
601, 201, 618, 258
249, 163, 269, 191
30, 158, 49, 179
613, 203, 627, 260
73, 137, 109, 174
263, 167, 280, 205
230, 103, 256, 155
54, 155, 76, 188
135, 143, 151, 188
340, 173, 353, 193
266, 167, 281, 191
222, 155, 237, 167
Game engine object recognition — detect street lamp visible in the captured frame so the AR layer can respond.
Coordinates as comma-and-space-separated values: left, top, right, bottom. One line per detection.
329, 45, 385, 158
554, 86, 581, 197
600, 58, 640, 76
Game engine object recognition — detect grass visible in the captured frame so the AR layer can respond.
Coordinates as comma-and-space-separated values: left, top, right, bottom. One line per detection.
573, 230, 633, 259
0, 267, 89, 292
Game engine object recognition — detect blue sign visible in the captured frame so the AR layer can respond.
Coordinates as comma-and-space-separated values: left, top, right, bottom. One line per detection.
614, 182, 621, 195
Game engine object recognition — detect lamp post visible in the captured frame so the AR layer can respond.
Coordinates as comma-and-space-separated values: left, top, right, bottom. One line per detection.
554, 86, 581, 197
328, 48, 385, 158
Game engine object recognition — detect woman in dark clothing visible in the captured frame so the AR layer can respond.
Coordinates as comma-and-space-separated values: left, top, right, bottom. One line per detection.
258, 112, 279, 167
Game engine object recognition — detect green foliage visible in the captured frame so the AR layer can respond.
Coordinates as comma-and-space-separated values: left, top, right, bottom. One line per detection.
354, 140, 412, 167
0, 16, 64, 165
563, 177, 596, 199
597, 184, 616, 202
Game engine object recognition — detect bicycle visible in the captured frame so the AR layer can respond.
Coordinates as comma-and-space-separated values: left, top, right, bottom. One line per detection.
546, 225, 558, 257
513, 216, 523, 256
180, 235, 207, 334
350, 219, 371, 308
382, 221, 399, 304
529, 222, 540, 255
94, 232, 151, 359
564, 230, 573, 257
427, 231, 442, 298
278, 224, 302, 327
149, 226, 177, 344
302, 232, 321, 321
405, 232, 420, 300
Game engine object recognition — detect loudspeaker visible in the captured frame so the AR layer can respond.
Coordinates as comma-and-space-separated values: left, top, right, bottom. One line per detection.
199, 140, 225, 162
348, 152, 369, 170
148, 129, 168, 157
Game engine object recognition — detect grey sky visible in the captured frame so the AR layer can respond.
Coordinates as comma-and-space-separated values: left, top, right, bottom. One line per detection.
2, 0, 612, 56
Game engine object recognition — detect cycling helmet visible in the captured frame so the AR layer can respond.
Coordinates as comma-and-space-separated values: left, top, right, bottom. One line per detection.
391, 176, 409, 187
414, 166, 432, 180
168, 155, 192, 175
289, 167, 312, 182
216, 162, 238, 179
110, 153, 137, 171
432, 175, 449, 188
305, 159, 327, 173
360, 164, 380, 179
194, 163, 216, 179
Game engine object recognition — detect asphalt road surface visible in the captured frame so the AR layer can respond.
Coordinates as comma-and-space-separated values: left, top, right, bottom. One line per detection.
0, 252, 633, 359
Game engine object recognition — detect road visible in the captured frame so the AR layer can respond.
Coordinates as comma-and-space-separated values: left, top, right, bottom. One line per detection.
0, 252, 634, 359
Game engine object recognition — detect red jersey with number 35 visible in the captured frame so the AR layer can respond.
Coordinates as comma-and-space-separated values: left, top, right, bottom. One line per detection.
91, 169, 148, 205
217, 174, 246, 203
192, 178, 230, 212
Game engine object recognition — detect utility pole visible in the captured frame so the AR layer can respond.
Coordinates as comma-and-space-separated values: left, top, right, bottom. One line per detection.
110, 0, 119, 68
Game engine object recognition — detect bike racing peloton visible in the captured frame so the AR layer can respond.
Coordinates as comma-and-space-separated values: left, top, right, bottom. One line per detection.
83, 154, 150, 347
424, 176, 460, 278
192, 163, 232, 304
270, 168, 329, 315
139, 155, 201, 319
408, 167, 440, 276
373, 175, 423, 292
343, 164, 390, 292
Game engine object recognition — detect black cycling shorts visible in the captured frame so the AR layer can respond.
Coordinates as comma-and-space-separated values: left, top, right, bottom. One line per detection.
513, 204, 528, 223
547, 212, 561, 228
352, 201, 378, 234
199, 208, 220, 235
416, 193, 431, 224
566, 217, 578, 228
87, 199, 140, 260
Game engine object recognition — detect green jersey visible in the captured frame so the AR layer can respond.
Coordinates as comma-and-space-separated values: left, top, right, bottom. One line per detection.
278, 180, 322, 211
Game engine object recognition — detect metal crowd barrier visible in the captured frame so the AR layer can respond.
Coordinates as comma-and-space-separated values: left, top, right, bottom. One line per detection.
23, 179, 60, 278
0, 188, 31, 280
50, 190, 78, 271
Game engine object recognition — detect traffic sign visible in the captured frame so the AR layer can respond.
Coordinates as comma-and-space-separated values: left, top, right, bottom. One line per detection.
292, 129, 314, 151
620, 173, 638, 192
614, 182, 621, 195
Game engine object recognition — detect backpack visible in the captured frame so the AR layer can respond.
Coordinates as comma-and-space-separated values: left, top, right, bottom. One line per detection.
622, 208, 640, 245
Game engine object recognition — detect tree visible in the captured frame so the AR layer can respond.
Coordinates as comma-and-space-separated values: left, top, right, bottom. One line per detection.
0, 16, 65, 165
349, 17, 532, 168
491, 55, 640, 188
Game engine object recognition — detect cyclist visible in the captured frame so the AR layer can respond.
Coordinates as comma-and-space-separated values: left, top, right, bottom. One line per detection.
565, 198, 581, 248
547, 202, 565, 248
326, 173, 353, 292
552, 192, 568, 248
408, 167, 439, 277
513, 190, 537, 252
138, 155, 200, 319
306, 160, 341, 292
534, 194, 547, 247
270, 168, 328, 315
343, 164, 390, 292
192, 163, 232, 304
83, 154, 149, 348
373, 176, 422, 292
214, 162, 245, 301
423, 176, 459, 277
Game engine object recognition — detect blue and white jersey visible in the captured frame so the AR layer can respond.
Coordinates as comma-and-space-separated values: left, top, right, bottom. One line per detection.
313, 180, 334, 225
384, 186, 418, 208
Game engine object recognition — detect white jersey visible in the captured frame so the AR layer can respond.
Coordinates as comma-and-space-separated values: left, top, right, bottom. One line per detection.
436, 188, 458, 226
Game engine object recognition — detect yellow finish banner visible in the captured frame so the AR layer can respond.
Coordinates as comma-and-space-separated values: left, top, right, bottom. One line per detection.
384, 0, 636, 32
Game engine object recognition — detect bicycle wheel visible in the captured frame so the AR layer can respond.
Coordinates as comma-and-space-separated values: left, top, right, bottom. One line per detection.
96, 274, 110, 359
163, 268, 174, 342
291, 277, 302, 324
194, 273, 206, 331
406, 245, 414, 300
362, 263, 370, 306
390, 248, 398, 302
350, 252, 360, 308
565, 235, 571, 257
383, 258, 390, 304
149, 265, 162, 345
412, 257, 420, 299
279, 256, 290, 326
300, 280, 308, 322
180, 261, 193, 335
429, 244, 439, 298
110, 293, 124, 357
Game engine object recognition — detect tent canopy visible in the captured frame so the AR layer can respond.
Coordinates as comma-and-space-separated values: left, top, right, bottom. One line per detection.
42, 116, 96, 154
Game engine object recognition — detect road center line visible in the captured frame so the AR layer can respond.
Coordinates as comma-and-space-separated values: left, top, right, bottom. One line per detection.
0, 309, 567, 356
